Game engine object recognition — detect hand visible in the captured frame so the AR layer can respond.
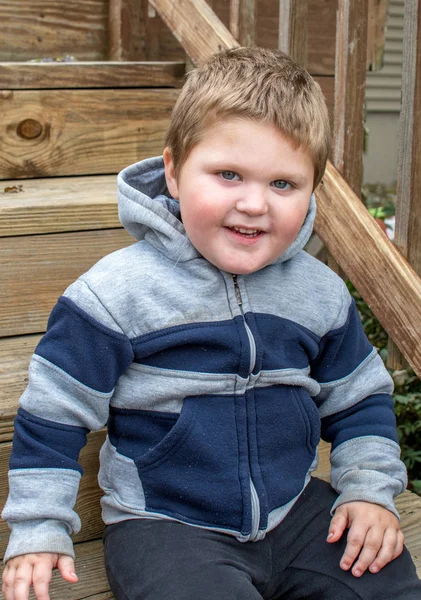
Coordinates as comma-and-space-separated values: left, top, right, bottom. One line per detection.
327, 501, 404, 577
2, 552, 78, 600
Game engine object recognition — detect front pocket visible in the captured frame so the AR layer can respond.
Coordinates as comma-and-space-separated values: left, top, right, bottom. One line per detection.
254, 385, 320, 512
134, 395, 246, 532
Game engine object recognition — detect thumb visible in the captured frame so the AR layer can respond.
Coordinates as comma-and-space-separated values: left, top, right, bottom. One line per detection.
327, 506, 349, 543
57, 555, 79, 583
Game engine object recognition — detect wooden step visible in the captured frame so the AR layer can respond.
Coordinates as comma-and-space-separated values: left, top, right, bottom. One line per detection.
0, 61, 185, 89
0, 227, 133, 337
1, 175, 120, 237
0, 87, 179, 179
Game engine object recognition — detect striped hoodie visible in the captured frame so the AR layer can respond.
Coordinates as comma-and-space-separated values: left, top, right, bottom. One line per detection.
2, 157, 406, 561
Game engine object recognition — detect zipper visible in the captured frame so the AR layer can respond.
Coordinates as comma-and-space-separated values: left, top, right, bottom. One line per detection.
232, 274, 260, 540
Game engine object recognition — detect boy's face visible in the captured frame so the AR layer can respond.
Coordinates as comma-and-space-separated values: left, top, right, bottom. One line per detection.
163, 118, 314, 275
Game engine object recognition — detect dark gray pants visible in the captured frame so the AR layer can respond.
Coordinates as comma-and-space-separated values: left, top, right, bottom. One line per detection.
103, 478, 421, 599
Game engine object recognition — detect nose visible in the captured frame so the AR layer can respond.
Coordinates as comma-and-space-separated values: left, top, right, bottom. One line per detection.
235, 185, 269, 216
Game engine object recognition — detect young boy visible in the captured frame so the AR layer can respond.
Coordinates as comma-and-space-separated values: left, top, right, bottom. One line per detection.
2, 47, 421, 600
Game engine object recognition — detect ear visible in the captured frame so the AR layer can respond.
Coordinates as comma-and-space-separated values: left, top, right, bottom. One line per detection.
163, 147, 179, 200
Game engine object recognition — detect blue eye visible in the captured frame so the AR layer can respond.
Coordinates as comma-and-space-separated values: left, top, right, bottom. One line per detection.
272, 180, 291, 190
221, 171, 239, 181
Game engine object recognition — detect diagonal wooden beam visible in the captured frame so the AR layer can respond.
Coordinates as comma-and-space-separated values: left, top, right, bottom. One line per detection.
315, 161, 421, 377
150, 0, 421, 377
148, 0, 239, 65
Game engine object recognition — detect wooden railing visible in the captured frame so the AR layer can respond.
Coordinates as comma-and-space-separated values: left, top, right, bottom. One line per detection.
149, 0, 421, 377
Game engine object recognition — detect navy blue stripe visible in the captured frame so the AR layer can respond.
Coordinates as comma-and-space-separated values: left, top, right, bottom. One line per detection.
310, 300, 373, 383
132, 317, 250, 377
321, 394, 398, 450
10, 408, 88, 473
245, 313, 320, 373
35, 297, 134, 393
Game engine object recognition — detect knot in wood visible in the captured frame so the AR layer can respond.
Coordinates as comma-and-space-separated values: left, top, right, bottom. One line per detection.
17, 119, 43, 140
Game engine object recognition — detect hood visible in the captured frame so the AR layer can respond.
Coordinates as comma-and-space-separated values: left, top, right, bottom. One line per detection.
118, 156, 316, 265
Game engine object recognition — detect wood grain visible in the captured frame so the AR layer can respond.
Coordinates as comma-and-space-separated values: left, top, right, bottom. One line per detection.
0, 89, 179, 179
278, 0, 308, 68
0, 229, 134, 337
0, 0, 108, 61
109, 0, 149, 60
149, 0, 239, 66
315, 160, 421, 378
0, 62, 185, 90
0, 335, 41, 430
229, 0, 255, 46
388, 0, 421, 369
1, 175, 120, 236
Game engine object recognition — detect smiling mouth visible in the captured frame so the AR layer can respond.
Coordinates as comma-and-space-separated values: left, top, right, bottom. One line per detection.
229, 227, 263, 238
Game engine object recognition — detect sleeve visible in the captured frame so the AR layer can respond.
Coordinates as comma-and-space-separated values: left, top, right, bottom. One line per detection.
310, 282, 407, 518
2, 279, 134, 562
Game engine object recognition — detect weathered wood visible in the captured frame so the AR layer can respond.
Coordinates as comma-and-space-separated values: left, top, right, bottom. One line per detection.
388, 0, 421, 370
0, 335, 41, 433
329, 0, 368, 276
278, 0, 308, 68
229, 0, 255, 46
0, 0, 108, 62
0, 175, 120, 237
315, 160, 421, 378
0, 229, 134, 337
0, 61, 185, 89
149, 0, 239, 66
0, 430, 106, 559
0, 89, 179, 179
333, 0, 368, 196
109, 0, 148, 60
367, 0, 388, 70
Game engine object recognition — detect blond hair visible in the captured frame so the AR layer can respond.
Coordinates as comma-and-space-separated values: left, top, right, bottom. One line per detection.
165, 47, 330, 189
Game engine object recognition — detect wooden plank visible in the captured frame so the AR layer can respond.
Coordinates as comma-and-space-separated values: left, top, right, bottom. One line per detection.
329, 0, 368, 276
0, 431, 106, 559
333, 0, 369, 197
0, 175, 120, 237
0, 335, 41, 436
109, 0, 149, 60
0, 62, 185, 90
367, 0, 388, 70
315, 160, 421, 378
0, 89, 179, 179
229, 0, 255, 46
0, 0, 108, 62
388, 0, 421, 370
0, 229, 134, 337
278, 0, 308, 68
149, 0, 239, 66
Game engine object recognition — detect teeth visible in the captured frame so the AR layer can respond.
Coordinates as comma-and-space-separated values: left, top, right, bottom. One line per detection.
232, 227, 261, 235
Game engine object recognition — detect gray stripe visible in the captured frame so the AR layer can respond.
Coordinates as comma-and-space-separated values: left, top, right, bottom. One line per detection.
316, 349, 393, 417
20, 354, 111, 430
330, 436, 407, 518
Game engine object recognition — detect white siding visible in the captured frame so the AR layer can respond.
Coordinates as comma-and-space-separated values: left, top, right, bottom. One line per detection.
366, 0, 404, 112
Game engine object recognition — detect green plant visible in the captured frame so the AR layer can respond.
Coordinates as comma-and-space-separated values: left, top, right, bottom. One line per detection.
347, 281, 421, 495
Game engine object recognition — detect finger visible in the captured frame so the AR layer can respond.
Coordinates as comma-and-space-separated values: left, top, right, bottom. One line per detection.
11, 562, 32, 600
2, 564, 17, 600
32, 560, 54, 600
57, 556, 78, 583
367, 528, 399, 574
351, 527, 383, 577
327, 508, 349, 543
340, 523, 368, 572
392, 530, 405, 561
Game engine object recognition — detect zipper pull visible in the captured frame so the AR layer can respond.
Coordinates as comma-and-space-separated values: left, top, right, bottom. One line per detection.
232, 274, 243, 306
